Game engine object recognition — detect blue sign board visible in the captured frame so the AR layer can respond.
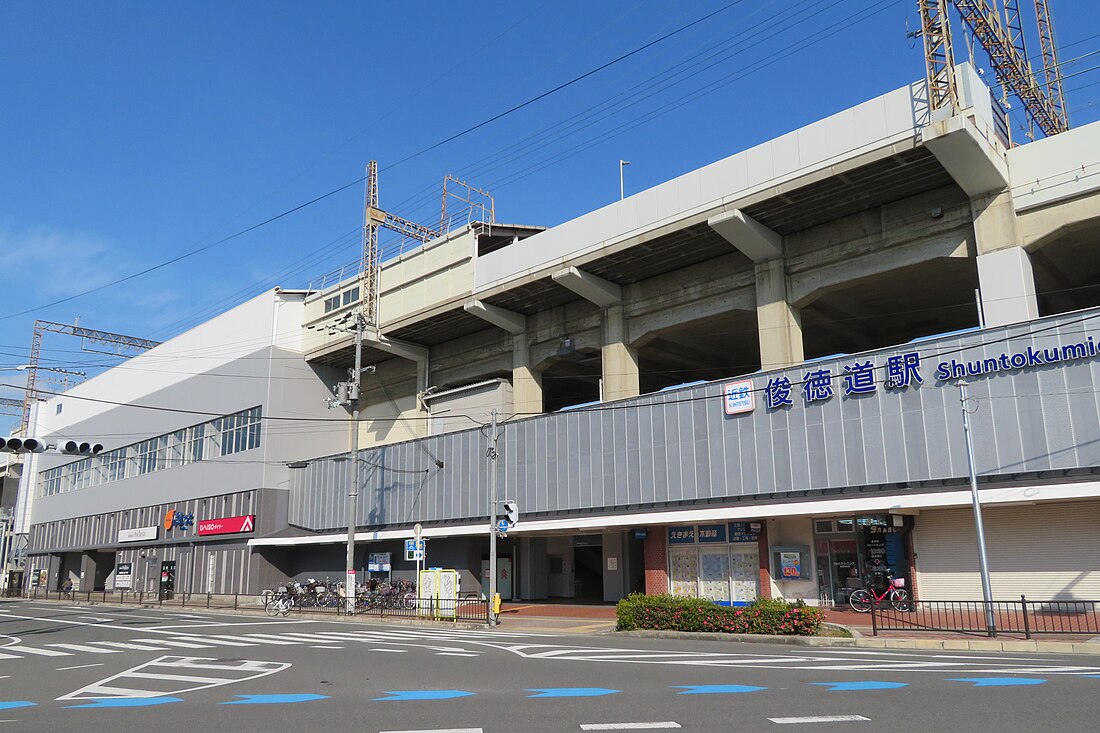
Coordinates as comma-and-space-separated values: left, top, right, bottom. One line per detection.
697, 524, 727, 543
667, 526, 695, 544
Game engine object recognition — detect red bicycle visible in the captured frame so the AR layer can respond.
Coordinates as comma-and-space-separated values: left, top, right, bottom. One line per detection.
849, 573, 910, 612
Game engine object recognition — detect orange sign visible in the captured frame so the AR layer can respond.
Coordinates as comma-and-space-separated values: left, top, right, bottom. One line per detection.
163, 509, 176, 531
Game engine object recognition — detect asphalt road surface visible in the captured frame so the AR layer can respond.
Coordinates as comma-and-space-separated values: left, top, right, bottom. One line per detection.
2, 599, 1100, 732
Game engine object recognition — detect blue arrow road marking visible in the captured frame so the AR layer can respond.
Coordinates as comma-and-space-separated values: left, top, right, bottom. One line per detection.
221, 694, 330, 705
811, 681, 909, 691
947, 678, 1047, 687
64, 697, 183, 709
0, 702, 35, 710
527, 688, 620, 698
373, 690, 475, 701
673, 685, 766, 695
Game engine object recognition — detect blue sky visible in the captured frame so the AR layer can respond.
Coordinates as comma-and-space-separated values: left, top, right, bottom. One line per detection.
1, 1, 1098, 430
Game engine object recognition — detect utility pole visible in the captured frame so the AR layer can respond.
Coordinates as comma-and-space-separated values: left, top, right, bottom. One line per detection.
958, 381, 997, 636
487, 409, 501, 625
344, 313, 364, 615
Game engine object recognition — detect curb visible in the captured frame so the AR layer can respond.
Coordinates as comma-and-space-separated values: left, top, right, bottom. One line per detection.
17, 597, 491, 631
614, 629, 1100, 654
613, 630, 857, 647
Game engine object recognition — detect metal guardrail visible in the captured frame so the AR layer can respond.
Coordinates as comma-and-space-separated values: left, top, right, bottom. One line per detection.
869, 595, 1100, 639
22, 588, 491, 624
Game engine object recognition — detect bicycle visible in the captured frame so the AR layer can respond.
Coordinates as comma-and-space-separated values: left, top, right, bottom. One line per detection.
849, 574, 910, 613
264, 588, 294, 617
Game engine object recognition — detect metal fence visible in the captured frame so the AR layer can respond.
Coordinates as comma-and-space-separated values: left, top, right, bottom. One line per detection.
21, 588, 490, 624
869, 596, 1100, 638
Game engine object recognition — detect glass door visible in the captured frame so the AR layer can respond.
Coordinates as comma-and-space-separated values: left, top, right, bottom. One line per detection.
669, 547, 698, 597
698, 547, 731, 603
730, 546, 760, 605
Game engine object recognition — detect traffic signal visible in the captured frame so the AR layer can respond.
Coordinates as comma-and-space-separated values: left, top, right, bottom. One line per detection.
0, 437, 46, 453
502, 501, 519, 526
59, 440, 104, 456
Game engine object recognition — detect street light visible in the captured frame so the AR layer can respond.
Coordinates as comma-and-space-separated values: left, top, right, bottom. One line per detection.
619, 160, 631, 200
958, 380, 997, 636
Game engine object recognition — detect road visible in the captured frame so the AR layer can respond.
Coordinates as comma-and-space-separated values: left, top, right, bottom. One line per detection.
1, 599, 1099, 732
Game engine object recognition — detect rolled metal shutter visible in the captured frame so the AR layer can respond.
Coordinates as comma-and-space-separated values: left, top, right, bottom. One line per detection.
912, 500, 1100, 600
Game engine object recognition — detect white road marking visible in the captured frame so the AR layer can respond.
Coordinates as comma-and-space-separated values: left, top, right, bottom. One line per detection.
184, 636, 260, 647
239, 634, 305, 645
580, 724, 682, 730
370, 648, 408, 653
57, 663, 105, 671
134, 638, 215, 649
93, 641, 170, 651
58, 656, 291, 700
435, 652, 480, 657
46, 643, 122, 654
0, 653, 21, 660
4, 646, 70, 657
379, 729, 484, 733
769, 716, 871, 725
80, 616, 115, 623
311, 645, 344, 649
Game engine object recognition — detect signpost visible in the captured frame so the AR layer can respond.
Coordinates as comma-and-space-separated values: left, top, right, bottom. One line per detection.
115, 562, 133, 590
414, 523, 423, 587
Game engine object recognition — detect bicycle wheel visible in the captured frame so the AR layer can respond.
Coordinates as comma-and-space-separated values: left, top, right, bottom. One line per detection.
265, 597, 283, 617
890, 589, 911, 612
259, 589, 274, 608
278, 598, 293, 617
849, 589, 872, 613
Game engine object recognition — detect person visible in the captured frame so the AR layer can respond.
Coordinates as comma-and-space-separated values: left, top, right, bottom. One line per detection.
61, 578, 73, 598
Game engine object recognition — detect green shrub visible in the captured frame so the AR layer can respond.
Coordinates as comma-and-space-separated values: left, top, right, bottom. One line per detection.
616, 593, 824, 636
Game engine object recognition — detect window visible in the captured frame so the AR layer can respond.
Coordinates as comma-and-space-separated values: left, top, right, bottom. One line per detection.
42, 468, 63, 497
216, 406, 261, 456
41, 406, 261, 496
323, 294, 341, 313
342, 287, 360, 306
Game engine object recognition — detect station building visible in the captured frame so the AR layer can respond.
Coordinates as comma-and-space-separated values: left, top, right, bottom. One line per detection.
19, 64, 1100, 604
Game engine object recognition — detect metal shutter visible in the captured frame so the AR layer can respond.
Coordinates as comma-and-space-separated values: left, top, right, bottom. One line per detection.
912, 500, 1100, 600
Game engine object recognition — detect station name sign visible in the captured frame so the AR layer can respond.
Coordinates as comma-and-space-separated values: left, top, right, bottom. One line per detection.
197, 515, 255, 536
722, 334, 1099, 414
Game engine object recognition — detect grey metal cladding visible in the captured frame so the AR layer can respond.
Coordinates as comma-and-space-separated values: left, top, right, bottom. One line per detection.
288, 309, 1100, 531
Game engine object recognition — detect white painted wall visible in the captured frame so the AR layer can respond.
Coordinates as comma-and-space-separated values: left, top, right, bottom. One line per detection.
1008, 119, 1100, 212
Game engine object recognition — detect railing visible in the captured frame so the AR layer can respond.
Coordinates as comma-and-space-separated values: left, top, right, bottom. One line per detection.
21, 588, 490, 624
870, 595, 1100, 639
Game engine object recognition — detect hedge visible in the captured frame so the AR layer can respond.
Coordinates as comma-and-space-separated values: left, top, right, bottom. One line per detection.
616, 594, 825, 636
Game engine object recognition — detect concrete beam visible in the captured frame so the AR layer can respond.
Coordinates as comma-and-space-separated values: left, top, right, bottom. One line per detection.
551, 266, 622, 307
366, 331, 429, 363
707, 209, 783, 263
922, 114, 1009, 197
462, 300, 526, 335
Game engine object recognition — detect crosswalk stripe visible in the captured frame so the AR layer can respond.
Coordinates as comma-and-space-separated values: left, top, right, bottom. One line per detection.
4, 646, 70, 657
46, 644, 122, 654
175, 636, 259, 647
129, 671, 233, 684
769, 716, 871, 725
93, 642, 170, 651
0, 652, 22, 660
134, 639, 215, 649
238, 634, 304, 645
579, 724, 681, 730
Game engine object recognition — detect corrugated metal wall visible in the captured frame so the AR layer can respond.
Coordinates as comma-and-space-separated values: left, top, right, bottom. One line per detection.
912, 500, 1100, 600
27, 490, 258, 553
290, 311, 1100, 531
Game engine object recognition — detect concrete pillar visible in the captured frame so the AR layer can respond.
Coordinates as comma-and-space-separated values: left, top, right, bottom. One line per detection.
756, 521, 772, 600
511, 332, 543, 416
602, 305, 639, 401
643, 530, 668, 595
602, 530, 626, 602
755, 258, 804, 370
972, 190, 1038, 326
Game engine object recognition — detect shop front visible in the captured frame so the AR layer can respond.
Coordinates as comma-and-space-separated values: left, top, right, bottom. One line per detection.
667, 522, 764, 606
813, 514, 912, 607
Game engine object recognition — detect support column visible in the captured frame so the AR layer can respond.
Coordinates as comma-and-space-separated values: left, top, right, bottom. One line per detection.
602, 304, 639, 401
973, 190, 1038, 326
755, 258, 804, 370
643, 530, 668, 595
511, 332, 543, 416
756, 521, 772, 600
